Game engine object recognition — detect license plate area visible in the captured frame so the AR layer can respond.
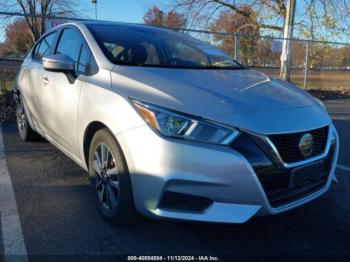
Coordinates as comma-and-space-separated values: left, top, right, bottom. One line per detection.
290, 161, 324, 187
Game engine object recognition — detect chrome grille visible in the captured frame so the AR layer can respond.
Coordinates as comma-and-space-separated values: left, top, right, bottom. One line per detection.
259, 142, 335, 207
269, 126, 329, 163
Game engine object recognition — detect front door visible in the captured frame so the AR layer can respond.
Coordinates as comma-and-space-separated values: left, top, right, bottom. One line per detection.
39, 28, 86, 156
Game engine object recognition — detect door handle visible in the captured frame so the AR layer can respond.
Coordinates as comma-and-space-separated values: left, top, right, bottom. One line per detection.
42, 76, 49, 85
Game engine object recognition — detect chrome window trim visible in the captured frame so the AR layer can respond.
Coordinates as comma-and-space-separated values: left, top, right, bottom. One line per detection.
246, 125, 333, 169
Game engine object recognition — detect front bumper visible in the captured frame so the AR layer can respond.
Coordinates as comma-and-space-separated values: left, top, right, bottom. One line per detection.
116, 124, 339, 224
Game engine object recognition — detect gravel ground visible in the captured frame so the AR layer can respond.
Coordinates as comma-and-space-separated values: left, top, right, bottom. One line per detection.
308, 88, 350, 100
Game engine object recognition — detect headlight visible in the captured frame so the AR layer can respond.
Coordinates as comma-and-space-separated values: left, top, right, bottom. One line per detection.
131, 99, 240, 145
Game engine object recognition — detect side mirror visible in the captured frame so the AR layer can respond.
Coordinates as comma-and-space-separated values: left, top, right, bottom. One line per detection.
42, 54, 76, 83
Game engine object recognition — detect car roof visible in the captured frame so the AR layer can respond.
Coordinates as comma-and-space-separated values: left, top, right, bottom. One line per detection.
54, 20, 172, 34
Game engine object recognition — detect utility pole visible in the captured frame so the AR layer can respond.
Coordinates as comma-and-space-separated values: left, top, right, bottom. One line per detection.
92, 0, 98, 20
280, 0, 296, 81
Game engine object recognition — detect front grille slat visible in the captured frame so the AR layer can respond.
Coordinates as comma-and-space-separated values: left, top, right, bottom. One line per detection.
269, 126, 329, 163
255, 142, 335, 207
232, 129, 334, 208
267, 178, 327, 207
267, 177, 326, 200
251, 126, 334, 208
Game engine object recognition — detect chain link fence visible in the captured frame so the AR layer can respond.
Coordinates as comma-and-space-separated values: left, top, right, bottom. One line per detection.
1, 11, 350, 94
180, 28, 350, 91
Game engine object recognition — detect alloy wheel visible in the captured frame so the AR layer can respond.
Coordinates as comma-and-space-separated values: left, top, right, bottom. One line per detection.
92, 143, 120, 211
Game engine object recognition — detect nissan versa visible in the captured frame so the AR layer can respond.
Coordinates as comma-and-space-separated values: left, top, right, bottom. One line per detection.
14, 21, 339, 224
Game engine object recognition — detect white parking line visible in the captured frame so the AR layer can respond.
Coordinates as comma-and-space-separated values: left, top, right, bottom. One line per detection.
337, 164, 350, 173
0, 126, 28, 260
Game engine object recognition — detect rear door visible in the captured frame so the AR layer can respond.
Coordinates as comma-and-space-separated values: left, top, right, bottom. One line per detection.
19, 31, 57, 130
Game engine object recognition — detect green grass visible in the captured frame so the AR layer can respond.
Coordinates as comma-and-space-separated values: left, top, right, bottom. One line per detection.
257, 68, 350, 90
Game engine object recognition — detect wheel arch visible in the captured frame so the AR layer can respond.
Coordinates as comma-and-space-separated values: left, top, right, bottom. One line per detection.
82, 120, 134, 172
83, 121, 108, 168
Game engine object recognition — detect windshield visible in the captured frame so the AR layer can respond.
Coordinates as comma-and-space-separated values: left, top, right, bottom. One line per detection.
87, 24, 243, 69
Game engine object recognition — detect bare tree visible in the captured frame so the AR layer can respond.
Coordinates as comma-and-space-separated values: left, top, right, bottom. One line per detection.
208, 6, 260, 65
172, 0, 350, 37
172, 0, 286, 32
0, 0, 85, 41
296, 0, 350, 42
171, 0, 350, 82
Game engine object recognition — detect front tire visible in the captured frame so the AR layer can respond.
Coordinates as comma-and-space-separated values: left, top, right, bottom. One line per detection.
16, 97, 39, 141
88, 128, 139, 224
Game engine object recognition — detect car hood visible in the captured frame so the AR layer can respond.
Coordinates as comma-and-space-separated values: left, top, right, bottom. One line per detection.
111, 67, 329, 134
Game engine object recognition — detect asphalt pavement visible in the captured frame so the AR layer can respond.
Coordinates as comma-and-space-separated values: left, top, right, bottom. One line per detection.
0, 99, 349, 260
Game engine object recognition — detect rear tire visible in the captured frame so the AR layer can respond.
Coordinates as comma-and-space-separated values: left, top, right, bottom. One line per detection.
16, 97, 40, 141
88, 128, 139, 225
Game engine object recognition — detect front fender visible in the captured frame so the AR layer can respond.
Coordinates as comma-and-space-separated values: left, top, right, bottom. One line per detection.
77, 71, 144, 170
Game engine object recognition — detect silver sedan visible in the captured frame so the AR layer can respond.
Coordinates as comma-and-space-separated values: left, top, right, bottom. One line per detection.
14, 21, 339, 224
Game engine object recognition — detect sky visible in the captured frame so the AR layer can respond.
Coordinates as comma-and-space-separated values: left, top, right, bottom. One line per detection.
88, 0, 170, 23
87, 0, 349, 43
0, 0, 349, 44
0, 0, 165, 42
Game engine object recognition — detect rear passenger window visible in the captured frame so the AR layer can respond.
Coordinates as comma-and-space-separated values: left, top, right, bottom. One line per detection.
32, 32, 57, 61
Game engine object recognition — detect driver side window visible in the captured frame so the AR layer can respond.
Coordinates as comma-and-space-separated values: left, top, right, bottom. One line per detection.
55, 28, 82, 73
55, 28, 98, 76
55, 28, 98, 75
